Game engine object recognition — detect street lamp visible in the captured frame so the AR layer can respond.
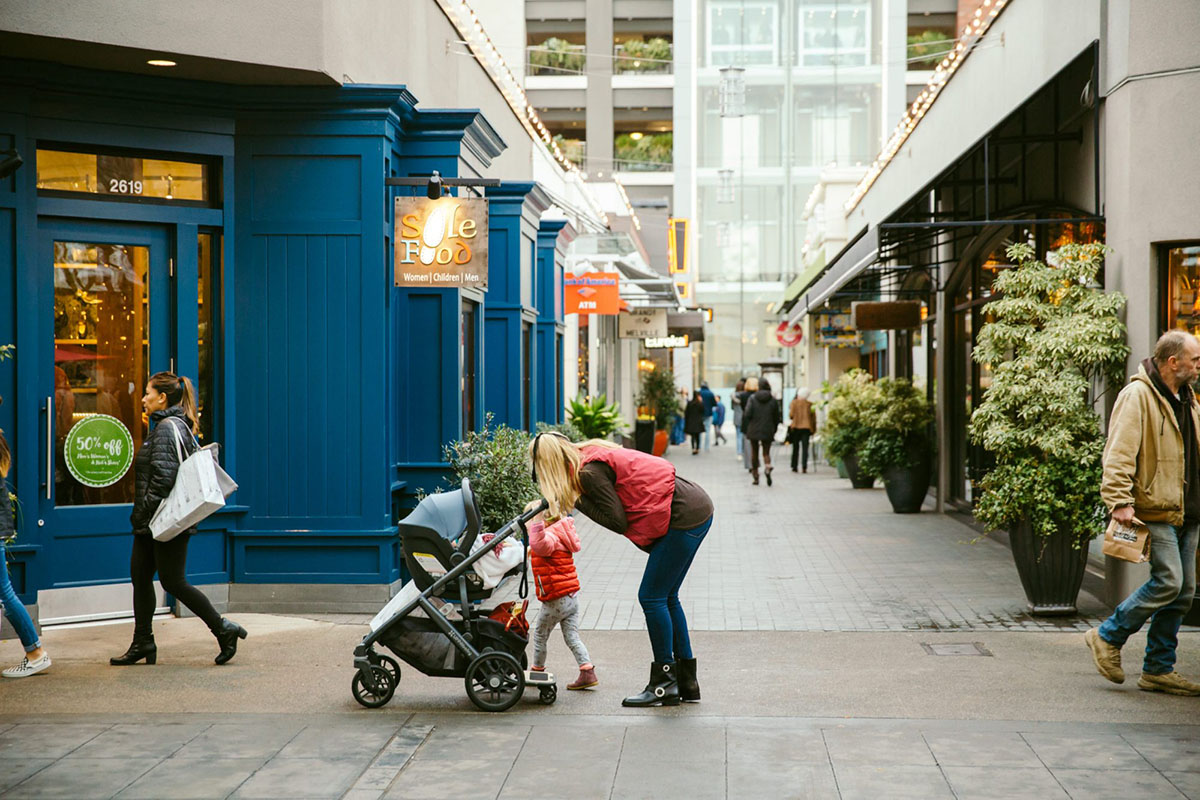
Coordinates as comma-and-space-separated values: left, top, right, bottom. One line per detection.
719, 66, 746, 118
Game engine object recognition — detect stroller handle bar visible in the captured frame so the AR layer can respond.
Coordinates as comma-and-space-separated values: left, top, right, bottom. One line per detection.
358, 497, 549, 651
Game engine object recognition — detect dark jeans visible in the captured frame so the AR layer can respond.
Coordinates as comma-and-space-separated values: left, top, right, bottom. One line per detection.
790, 429, 812, 471
1098, 521, 1198, 675
638, 516, 712, 663
131, 533, 223, 637
748, 439, 772, 475
690, 433, 701, 451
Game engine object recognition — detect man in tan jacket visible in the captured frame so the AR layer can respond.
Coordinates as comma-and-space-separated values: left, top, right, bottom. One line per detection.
1087, 330, 1200, 695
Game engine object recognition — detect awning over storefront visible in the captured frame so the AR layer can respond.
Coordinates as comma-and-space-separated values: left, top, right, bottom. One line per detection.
786, 227, 878, 324
667, 311, 705, 342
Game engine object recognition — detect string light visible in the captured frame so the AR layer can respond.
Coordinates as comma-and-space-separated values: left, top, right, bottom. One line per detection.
844, 0, 1010, 214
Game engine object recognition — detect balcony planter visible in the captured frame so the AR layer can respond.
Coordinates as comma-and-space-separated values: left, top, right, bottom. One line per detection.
1009, 519, 1090, 615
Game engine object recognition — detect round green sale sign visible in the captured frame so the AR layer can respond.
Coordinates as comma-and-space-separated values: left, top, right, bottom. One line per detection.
64, 414, 135, 488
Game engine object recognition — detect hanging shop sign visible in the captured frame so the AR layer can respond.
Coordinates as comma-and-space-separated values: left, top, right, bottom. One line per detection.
850, 300, 922, 330
394, 197, 488, 288
619, 308, 668, 339
564, 272, 621, 314
668, 218, 689, 274
815, 309, 861, 348
645, 335, 690, 349
776, 320, 804, 348
63, 414, 134, 488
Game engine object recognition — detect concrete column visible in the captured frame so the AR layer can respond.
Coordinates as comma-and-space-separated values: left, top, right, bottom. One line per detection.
586, 0, 614, 176
880, 0, 908, 150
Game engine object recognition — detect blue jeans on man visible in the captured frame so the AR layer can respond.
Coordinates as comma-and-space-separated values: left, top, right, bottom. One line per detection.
1098, 521, 1198, 675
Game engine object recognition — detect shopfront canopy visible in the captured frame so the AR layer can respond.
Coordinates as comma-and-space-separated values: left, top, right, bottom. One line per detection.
785, 227, 878, 324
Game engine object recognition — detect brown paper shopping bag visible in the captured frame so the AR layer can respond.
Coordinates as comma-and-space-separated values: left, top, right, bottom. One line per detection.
1102, 516, 1151, 563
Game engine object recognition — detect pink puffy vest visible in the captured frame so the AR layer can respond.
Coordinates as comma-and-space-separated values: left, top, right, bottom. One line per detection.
581, 446, 676, 548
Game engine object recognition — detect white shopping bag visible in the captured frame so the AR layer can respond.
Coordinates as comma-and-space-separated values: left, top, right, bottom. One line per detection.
150, 419, 236, 542
469, 533, 524, 589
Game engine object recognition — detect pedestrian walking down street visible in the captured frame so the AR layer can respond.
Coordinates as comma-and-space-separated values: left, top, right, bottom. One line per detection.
731, 379, 747, 460
788, 387, 817, 473
684, 392, 706, 455
525, 508, 597, 690
1088, 331, 1200, 696
743, 378, 782, 486
112, 372, 247, 667
0, 430, 51, 678
712, 396, 728, 446
529, 432, 714, 708
699, 382, 716, 452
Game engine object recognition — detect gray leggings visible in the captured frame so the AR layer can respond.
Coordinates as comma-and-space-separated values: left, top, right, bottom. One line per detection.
532, 594, 591, 668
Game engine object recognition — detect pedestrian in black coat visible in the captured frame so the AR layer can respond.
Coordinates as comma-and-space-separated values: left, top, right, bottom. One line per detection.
684, 392, 707, 454
112, 371, 247, 668
742, 378, 782, 486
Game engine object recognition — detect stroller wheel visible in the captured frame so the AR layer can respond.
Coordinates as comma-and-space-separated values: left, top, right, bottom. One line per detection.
352, 664, 396, 709
539, 685, 557, 705
465, 651, 525, 712
373, 654, 401, 686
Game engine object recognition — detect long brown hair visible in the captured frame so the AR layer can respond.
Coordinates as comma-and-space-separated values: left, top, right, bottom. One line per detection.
0, 428, 9, 479
148, 372, 200, 436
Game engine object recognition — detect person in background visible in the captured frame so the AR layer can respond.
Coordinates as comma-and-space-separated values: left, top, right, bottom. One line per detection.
684, 391, 706, 455
738, 377, 760, 471
0, 429, 51, 678
731, 379, 747, 461
699, 382, 716, 451
712, 396, 728, 446
788, 387, 817, 473
742, 378, 782, 486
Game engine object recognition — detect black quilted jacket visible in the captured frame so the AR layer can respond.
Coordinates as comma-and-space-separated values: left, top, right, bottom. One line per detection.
130, 406, 198, 535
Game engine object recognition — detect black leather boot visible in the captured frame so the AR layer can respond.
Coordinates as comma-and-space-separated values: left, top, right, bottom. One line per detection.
110, 635, 156, 666
678, 657, 700, 703
622, 661, 680, 707
214, 618, 247, 665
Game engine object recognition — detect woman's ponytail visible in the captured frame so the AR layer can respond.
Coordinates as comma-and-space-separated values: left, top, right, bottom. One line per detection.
179, 376, 200, 436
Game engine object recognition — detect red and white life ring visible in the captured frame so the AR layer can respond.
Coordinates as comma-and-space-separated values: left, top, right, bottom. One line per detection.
776, 320, 803, 348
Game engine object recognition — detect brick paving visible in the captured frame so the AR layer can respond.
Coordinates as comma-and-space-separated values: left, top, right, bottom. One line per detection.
565, 443, 1109, 633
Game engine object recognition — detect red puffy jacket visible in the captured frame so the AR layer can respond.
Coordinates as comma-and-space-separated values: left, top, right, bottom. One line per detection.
528, 517, 582, 602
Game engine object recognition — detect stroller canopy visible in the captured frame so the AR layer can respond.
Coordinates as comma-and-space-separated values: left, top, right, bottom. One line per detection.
400, 479, 481, 547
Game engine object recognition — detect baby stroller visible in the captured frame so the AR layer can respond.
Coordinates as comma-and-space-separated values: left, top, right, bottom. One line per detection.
351, 479, 557, 711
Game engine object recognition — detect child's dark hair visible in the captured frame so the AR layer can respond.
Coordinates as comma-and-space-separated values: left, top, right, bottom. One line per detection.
148, 372, 200, 436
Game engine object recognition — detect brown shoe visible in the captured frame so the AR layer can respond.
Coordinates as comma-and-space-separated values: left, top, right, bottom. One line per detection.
1085, 628, 1124, 684
568, 667, 598, 690
1138, 671, 1200, 696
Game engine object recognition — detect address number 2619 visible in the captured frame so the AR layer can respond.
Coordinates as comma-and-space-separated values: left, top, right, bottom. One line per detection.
108, 179, 144, 195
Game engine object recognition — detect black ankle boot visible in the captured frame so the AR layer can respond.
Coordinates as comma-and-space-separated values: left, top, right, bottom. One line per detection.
110, 635, 156, 666
678, 657, 700, 703
214, 618, 247, 665
622, 661, 680, 707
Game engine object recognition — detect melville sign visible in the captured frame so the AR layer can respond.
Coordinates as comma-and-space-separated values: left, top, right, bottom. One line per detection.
618, 308, 668, 339
394, 197, 488, 288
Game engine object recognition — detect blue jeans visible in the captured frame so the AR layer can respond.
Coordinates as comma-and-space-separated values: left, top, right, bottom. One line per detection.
736, 429, 744, 456
638, 516, 712, 663
0, 541, 40, 653
1099, 521, 1198, 675
702, 416, 712, 451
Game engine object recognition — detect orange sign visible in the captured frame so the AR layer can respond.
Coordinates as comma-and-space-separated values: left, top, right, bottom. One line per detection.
668, 218, 689, 274
564, 272, 621, 314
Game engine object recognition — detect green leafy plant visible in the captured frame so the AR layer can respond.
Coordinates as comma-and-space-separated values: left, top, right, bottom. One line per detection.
614, 132, 673, 171
615, 37, 673, 73
442, 413, 540, 533
566, 394, 627, 440
969, 242, 1128, 550
823, 369, 883, 468
907, 30, 954, 69
858, 378, 935, 476
528, 37, 585, 74
535, 419, 584, 443
637, 368, 682, 431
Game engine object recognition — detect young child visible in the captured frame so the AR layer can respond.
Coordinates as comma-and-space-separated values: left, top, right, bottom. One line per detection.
527, 511, 597, 690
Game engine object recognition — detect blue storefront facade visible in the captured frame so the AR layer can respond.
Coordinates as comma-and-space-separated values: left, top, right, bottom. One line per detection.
0, 59, 574, 621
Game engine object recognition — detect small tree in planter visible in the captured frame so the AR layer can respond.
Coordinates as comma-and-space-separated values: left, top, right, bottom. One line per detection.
566, 394, 626, 440
637, 367, 682, 455
969, 241, 1128, 614
824, 369, 883, 488
859, 378, 935, 513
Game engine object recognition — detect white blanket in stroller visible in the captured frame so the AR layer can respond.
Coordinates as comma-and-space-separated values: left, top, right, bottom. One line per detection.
469, 533, 524, 589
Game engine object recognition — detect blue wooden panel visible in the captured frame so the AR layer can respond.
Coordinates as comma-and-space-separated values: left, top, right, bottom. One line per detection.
400, 292, 444, 460
237, 539, 386, 582
250, 155, 362, 221
483, 311, 522, 427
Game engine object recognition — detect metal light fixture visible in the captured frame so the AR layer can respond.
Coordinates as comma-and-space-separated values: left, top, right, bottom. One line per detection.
426, 170, 443, 200
717, 222, 732, 247
717, 169, 735, 204
719, 66, 745, 118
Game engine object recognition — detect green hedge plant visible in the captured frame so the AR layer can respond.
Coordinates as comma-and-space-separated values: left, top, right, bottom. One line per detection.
824, 369, 883, 469
566, 394, 626, 440
442, 414, 540, 533
858, 377, 935, 476
968, 242, 1128, 550
637, 367, 682, 431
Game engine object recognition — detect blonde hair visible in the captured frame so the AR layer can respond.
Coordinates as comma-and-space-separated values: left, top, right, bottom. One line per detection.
0, 428, 9, 479
529, 433, 619, 518
745, 376, 759, 392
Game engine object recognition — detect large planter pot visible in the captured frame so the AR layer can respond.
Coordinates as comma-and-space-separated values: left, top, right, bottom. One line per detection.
1009, 519, 1089, 616
882, 455, 932, 514
834, 457, 849, 479
652, 429, 669, 457
841, 452, 876, 489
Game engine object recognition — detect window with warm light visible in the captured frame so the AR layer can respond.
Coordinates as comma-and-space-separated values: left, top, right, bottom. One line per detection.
37, 147, 214, 204
1164, 244, 1200, 336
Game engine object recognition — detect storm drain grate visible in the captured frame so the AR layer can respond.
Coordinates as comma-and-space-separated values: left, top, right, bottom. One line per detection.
921, 642, 993, 657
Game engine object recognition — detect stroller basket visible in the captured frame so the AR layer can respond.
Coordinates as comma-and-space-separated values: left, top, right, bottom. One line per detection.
377, 613, 528, 679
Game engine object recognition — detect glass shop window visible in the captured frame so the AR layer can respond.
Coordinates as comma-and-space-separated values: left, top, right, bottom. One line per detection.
1165, 244, 1200, 336
37, 147, 215, 205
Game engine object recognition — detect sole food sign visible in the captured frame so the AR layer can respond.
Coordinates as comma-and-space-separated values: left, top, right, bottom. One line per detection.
394, 197, 488, 288
64, 414, 134, 488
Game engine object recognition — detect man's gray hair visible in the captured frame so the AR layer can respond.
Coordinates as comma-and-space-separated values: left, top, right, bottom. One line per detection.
1154, 330, 1196, 365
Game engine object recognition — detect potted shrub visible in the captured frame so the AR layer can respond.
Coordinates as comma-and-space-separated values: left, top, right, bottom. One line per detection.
859, 378, 935, 513
566, 394, 627, 440
969, 242, 1128, 615
637, 367, 681, 456
824, 369, 882, 488
443, 413, 540, 533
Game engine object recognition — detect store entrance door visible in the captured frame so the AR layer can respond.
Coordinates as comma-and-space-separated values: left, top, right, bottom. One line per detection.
37, 219, 172, 613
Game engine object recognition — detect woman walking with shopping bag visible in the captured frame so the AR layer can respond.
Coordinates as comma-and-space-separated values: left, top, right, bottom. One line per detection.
111, 372, 246, 666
